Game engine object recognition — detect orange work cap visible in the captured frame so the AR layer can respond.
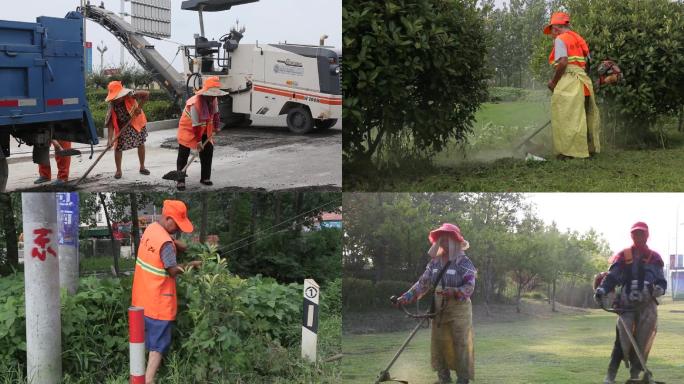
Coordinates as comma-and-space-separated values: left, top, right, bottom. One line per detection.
195, 76, 228, 97
543, 12, 570, 35
105, 81, 133, 102
162, 200, 194, 233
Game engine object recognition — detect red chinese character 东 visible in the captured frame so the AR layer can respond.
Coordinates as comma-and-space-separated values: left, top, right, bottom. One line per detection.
32, 228, 56, 261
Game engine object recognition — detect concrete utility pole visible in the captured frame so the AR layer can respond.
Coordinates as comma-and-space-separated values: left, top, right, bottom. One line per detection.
58, 193, 80, 295
23, 193, 62, 383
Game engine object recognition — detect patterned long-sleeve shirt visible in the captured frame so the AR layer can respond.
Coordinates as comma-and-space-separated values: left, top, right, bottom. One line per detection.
401, 254, 477, 304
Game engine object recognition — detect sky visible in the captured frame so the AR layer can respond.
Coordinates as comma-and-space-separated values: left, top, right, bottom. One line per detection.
527, 193, 684, 265
7, 0, 341, 71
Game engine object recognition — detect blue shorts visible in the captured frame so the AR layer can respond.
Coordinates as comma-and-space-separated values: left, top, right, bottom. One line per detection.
144, 316, 173, 354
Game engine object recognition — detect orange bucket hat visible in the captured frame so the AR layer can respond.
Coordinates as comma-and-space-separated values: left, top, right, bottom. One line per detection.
543, 12, 570, 35
162, 200, 194, 233
195, 76, 228, 97
105, 80, 133, 102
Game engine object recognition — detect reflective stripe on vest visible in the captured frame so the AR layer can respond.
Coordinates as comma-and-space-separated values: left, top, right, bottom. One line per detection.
549, 30, 589, 68
177, 95, 217, 150
131, 222, 177, 320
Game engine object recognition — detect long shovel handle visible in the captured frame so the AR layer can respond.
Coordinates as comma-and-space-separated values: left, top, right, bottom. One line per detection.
74, 130, 122, 185
178, 137, 211, 174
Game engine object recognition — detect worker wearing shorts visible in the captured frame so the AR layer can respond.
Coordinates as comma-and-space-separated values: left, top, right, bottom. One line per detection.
131, 200, 202, 384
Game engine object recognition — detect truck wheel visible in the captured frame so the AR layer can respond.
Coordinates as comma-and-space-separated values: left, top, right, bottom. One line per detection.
286, 107, 314, 134
0, 157, 7, 193
315, 119, 337, 130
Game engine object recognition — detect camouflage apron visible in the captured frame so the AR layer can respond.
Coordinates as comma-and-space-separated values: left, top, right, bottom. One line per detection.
431, 294, 475, 379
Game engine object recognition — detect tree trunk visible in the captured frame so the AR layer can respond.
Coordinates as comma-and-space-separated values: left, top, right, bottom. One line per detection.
249, 194, 258, 258
0, 193, 19, 270
274, 193, 281, 225
99, 193, 119, 277
552, 276, 557, 312
516, 282, 522, 314
293, 192, 304, 233
200, 193, 209, 243
129, 193, 140, 259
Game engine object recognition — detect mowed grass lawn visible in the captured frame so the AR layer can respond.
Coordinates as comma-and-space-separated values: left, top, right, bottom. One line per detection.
342, 300, 684, 384
344, 100, 684, 192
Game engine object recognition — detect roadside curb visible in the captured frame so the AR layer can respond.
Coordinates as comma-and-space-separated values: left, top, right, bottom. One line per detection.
6, 120, 179, 165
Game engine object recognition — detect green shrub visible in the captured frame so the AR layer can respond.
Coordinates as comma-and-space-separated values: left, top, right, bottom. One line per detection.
343, 0, 490, 162
374, 280, 412, 306
342, 277, 373, 311
488, 87, 526, 103
0, 244, 339, 382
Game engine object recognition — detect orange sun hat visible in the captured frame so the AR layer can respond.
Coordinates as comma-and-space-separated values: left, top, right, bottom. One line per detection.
105, 80, 133, 102
162, 200, 194, 233
543, 12, 570, 35
195, 76, 228, 97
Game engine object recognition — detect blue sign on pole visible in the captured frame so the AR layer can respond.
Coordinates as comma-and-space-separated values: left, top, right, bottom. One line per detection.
57, 192, 79, 246
85, 42, 93, 74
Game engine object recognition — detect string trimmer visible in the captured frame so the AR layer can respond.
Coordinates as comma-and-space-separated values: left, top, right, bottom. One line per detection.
599, 300, 665, 384
375, 260, 452, 384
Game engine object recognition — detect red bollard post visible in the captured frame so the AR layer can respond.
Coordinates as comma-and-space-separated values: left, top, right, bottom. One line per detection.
129, 306, 145, 384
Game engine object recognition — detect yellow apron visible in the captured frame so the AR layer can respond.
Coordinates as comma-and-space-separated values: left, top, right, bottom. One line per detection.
551, 65, 601, 158
431, 295, 475, 379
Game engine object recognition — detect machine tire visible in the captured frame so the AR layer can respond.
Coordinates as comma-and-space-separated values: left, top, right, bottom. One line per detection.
314, 119, 337, 130
0, 157, 7, 193
286, 107, 314, 134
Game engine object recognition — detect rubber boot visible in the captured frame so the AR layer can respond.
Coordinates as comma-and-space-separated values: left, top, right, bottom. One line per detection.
434, 369, 453, 384
456, 378, 469, 384
629, 366, 641, 381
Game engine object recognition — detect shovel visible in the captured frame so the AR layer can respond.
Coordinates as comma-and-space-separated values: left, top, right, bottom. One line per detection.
52, 140, 81, 157
73, 106, 143, 186
161, 137, 211, 181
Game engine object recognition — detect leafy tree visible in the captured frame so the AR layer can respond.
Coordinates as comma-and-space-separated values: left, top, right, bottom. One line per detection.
343, 0, 491, 163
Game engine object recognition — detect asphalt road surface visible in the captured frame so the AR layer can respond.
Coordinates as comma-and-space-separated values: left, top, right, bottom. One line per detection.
5, 123, 341, 193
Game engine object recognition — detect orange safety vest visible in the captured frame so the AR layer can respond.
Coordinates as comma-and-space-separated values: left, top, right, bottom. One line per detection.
548, 30, 589, 69
131, 222, 177, 321
549, 30, 591, 96
177, 95, 218, 149
111, 96, 148, 134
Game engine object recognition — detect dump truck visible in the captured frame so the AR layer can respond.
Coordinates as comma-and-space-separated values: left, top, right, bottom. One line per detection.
0, 11, 99, 191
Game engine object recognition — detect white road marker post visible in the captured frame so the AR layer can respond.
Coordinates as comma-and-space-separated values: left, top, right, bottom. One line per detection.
301, 278, 320, 362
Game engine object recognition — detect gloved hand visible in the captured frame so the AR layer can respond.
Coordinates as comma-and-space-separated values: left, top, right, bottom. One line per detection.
653, 285, 665, 298
390, 295, 408, 307
594, 287, 605, 304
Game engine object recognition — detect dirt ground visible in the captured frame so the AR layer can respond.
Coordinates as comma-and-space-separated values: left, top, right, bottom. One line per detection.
5, 123, 341, 192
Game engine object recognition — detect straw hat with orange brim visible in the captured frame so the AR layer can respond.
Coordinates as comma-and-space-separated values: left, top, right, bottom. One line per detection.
105, 80, 134, 102
163, 200, 194, 233
195, 76, 228, 97
543, 12, 571, 35
428, 223, 470, 250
